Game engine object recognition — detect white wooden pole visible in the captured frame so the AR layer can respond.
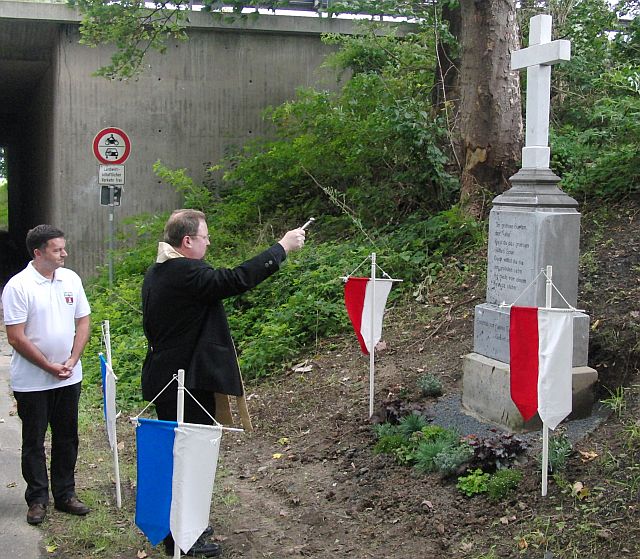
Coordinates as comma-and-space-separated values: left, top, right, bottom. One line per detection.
175, 368, 185, 558
177, 369, 185, 424
112, 423, 122, 508
369, 253, 376, 418
102, 321, 121, 508
541, 265, 552, 496
103, 320, 112, 365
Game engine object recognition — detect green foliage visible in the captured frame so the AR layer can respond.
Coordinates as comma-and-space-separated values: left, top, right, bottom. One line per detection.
83, 276, 147, 410
486, 468, 523, 501
213, 22, 460, 234
413, 427, 465, 474
153, 161, 213, 211
414, 437, 453, 473
372, 420, 470, 472
0, 178, 7, 230
417, 373, 443, 397
433, 441, 474, 476
547, 432, 573, 473
419, 425, 451, 442
551, 0, 640, 200
457, 467, 522, 500
601, 386, 628, 419
372, 422, 397, 439
457, 468, 491, 497
373, 432, 409, 456
70, 0, 191, 79
398, 412, 430, 436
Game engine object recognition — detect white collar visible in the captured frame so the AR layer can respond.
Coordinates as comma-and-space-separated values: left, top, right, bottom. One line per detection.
156, 242, 185, 263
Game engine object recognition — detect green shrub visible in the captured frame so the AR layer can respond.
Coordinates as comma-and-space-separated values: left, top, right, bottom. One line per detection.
414, 438, 452, 474
457, 469, 491, 497
413, 427, 466, 474
373, 433, 409, 456
398, 412, 430, 437
372, 422, 398, 439
486, 469, 523, 501
417, 373, 443, 397
433, 442, 474, 476
419, 425, 450, 442
548, 433, 573, 472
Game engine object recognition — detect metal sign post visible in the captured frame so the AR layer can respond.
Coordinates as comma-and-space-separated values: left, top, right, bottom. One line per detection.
108, 187, 115, 285
93, 128, 131, 286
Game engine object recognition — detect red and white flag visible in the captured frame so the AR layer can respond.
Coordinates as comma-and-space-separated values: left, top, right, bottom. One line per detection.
509, 306, 573, 430
344, 277, 393, 355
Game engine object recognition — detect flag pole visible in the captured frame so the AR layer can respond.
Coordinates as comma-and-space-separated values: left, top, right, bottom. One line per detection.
175, 369, 186, 559
177, 369, 185, 424
102, 321, 122, 508
541, 265, 552, 497
103, 319, 112, 365
369, 253, 376, 418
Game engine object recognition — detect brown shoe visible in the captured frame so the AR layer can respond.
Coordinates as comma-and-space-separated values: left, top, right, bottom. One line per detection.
27, 503, 47, 525
54, 496, 90, 516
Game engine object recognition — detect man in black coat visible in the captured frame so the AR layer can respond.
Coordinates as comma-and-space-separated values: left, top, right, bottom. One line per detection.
141, 208, 305, 557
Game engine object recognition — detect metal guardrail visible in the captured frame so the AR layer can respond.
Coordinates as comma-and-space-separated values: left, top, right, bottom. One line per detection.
186, 1, 335, 11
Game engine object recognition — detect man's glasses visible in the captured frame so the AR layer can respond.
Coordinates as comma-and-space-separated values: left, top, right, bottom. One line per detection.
190, 234, 210, 241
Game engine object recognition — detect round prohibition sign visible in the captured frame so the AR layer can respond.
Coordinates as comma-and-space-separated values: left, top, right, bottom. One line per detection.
93, 127, 131, 165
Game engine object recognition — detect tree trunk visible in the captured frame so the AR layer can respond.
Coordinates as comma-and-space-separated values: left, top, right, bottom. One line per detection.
456, 0, 523, 218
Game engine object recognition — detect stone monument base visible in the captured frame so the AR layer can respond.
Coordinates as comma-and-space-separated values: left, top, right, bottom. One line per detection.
462, 352, 598, 432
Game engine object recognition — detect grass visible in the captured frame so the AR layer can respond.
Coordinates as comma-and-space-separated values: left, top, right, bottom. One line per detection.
601, 386, 627, 419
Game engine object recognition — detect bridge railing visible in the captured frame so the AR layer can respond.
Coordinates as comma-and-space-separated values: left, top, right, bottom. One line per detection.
185, 1, 333, 10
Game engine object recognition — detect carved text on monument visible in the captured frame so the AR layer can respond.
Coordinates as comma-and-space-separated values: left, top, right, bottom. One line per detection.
489, 221, 531, 296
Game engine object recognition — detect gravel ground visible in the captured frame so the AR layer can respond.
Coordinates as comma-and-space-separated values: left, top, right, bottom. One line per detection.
430, 394, 611, 448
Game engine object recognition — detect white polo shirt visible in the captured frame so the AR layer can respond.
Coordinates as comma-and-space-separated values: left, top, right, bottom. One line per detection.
1, 262, 91, 392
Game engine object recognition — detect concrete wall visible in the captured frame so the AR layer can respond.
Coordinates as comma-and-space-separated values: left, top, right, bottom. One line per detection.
0, 1, 354, 278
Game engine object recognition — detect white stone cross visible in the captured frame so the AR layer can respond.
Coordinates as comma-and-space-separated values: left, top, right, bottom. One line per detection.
511, 14, 571, 170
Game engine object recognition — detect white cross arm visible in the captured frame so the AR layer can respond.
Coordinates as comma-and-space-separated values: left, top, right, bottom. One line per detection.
511, 40, 571, 70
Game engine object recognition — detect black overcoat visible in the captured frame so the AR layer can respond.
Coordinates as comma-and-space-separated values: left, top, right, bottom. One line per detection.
141, 243, 286, 403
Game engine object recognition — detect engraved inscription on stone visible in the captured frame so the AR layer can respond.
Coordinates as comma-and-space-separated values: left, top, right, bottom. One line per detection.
486, 212, 536, 305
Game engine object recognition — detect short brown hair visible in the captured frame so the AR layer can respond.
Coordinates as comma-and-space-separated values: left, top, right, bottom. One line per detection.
26, 225, 65, 257
163, 209, 206, 247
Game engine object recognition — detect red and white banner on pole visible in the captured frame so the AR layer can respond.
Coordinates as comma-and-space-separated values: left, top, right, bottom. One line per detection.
344, 277, 393, 355
509, 306, 574, 430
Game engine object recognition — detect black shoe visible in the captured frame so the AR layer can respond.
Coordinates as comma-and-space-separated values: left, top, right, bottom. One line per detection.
54, 496, 90, 516
164, 539, 222, 557
26, 503, 47, 525
200, 526, 214, 538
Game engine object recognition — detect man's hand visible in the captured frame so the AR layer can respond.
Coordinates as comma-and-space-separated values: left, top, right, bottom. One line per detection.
278, 228, 306, 254
50, 362, 73, 380
6, 323, 74, 380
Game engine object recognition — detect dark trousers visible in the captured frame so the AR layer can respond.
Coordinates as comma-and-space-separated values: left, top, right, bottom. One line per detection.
14, 382, 82, 506
155, 389, 216, 551
154, 389, 216, 425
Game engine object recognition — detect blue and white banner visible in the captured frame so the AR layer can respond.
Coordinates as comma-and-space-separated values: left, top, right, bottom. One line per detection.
135, 418, 222, 553
99, 353, 117, 450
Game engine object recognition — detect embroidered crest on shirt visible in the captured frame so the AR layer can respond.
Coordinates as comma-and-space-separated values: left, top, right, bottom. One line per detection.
64, 292, 74, 305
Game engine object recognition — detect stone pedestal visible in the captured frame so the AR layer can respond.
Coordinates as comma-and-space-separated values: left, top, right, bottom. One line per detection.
462, 168, 598, 431
462, 353, 597, 432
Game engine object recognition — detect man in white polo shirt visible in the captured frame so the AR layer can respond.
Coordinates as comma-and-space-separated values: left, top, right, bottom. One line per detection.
2, 225, 91, 525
